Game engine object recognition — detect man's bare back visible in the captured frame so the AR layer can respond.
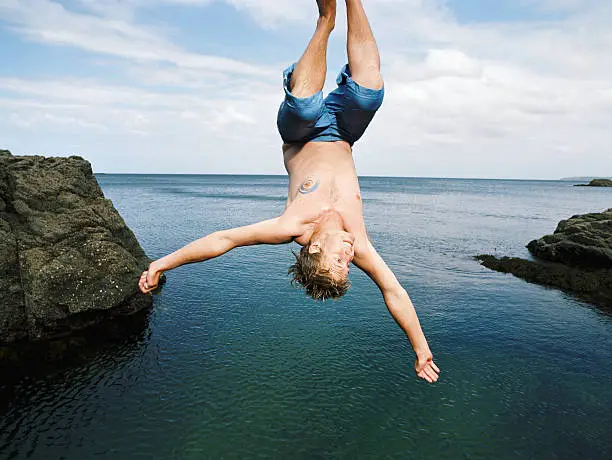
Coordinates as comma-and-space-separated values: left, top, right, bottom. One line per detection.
138, 0, 440, 384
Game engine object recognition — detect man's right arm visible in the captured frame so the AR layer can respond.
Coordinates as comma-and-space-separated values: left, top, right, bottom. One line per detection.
139, 217, 297, 293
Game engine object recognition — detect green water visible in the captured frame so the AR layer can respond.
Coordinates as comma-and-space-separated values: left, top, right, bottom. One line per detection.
1, 176, 611, 459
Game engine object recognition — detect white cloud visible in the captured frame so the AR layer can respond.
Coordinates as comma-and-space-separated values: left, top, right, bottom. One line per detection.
224, 0, 314, 28
0, 0, 272, 76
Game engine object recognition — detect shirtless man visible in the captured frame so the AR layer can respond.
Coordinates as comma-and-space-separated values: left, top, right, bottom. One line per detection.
139, 0, 440, 384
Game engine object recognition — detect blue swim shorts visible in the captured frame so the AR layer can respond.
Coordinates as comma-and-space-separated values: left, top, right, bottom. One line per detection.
277, 63, 384, 146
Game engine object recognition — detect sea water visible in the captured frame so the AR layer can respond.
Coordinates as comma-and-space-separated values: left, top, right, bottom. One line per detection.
1, 175, 611, 459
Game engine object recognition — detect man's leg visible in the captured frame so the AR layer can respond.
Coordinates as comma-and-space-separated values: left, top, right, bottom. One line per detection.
345, 0, 383, 90
289, 0, 336, 98
321, 0, 384, 145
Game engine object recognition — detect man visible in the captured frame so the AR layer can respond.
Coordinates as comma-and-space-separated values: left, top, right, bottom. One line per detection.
139, 0, 440, 384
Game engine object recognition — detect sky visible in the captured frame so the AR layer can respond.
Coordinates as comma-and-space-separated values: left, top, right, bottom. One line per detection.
0, 0, 611, 179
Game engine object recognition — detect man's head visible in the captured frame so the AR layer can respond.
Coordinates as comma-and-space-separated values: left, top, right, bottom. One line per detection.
288, 229, 355, 301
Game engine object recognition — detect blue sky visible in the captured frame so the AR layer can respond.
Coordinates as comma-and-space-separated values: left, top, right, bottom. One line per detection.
1, 0, 611, 179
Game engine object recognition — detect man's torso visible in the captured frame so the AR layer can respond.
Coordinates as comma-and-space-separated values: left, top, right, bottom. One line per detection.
281, 141, 368, 248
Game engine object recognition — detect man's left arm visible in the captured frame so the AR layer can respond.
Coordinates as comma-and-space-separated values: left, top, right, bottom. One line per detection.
354, 240, 440, 383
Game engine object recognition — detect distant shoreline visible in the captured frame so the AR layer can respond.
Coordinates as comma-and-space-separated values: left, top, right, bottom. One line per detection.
560, 177, 612, 181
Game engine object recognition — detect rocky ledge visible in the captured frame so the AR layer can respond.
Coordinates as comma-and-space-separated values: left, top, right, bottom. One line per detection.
0, 149, 152, 349
476, 209, 612, 310
575, 179, 612, 187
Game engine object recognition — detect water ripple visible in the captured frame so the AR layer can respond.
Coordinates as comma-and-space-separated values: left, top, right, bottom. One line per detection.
1, 176, 611, 459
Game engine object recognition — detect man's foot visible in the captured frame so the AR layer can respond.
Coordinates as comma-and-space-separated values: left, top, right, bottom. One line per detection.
317, 0, 336, 29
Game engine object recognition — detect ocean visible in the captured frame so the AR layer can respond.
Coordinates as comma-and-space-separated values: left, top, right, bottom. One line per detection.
1, 175, 611, 459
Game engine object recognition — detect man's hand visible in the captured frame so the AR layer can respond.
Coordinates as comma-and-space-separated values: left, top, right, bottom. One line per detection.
139, 262, 163, 294
415, 351, 440, 384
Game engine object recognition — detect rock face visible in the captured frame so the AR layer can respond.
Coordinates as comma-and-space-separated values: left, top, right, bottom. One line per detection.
527, 210, 612, 269
575, 179, 612, 187
0, 150, 152, 345
476, 209, 612, 310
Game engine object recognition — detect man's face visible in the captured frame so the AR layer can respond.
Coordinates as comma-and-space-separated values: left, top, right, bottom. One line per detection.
310, 231, 355, 281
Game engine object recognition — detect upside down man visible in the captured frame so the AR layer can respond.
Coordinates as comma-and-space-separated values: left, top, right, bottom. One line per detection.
140, 0, 440, 384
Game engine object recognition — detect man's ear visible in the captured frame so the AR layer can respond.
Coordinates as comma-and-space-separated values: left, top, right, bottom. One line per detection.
309, 241, 321, 254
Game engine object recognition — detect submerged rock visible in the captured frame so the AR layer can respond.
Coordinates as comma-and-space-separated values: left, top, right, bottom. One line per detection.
476, 209, 612, 311
575, 179, 612, 187
0, 150, 152, 347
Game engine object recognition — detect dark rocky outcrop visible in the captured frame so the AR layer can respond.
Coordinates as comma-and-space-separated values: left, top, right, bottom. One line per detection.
476, 209, 612, 311
575, 179, 612, 187
0, 150, 152, 348
527, 210, 612, 268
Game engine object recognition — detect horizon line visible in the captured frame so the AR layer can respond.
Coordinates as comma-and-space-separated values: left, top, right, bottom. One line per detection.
92, 172, 599, 182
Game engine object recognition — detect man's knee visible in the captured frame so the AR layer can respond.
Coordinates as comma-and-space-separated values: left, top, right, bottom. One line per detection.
290, 82, 325, 100
350, 65, 383, 91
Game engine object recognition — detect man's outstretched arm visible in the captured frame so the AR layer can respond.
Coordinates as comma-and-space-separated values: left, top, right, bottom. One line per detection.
354, 240, 440, 383
139, 217, 297, 294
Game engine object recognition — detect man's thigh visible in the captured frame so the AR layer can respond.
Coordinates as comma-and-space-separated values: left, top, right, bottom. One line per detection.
277, 63, 333, 144
325, 64, 385, 145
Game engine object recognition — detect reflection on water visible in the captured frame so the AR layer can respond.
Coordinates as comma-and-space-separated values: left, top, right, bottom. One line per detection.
1, 176, 611, 459
0, 308, 152, 374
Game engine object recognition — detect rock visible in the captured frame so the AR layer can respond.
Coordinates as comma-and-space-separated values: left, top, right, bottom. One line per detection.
475, 255, 612, 309
575, 179, 612, 187
476, 209, 612, 311
0, 150, 153, 347
526, 209, 612, 269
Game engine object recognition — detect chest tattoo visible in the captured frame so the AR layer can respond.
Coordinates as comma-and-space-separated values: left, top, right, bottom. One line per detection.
298, 176, 320, 195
